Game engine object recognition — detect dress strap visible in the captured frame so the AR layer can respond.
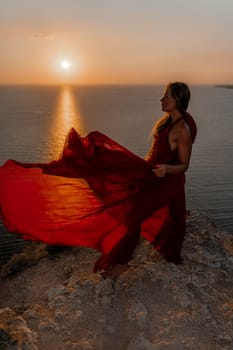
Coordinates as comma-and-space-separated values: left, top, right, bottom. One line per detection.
168, 115, 186, 132
167, 113, 197, 144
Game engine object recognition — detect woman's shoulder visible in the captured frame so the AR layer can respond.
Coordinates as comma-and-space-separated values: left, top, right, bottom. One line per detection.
169, 113, 197, 144
170, 118, 192, 142
170, 117, 189, 132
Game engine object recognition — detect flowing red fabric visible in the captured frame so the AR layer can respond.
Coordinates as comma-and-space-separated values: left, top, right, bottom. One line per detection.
0, 113, 196, 272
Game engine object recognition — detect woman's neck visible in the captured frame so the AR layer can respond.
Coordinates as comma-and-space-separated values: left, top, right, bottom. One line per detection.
170, 110, 183, 122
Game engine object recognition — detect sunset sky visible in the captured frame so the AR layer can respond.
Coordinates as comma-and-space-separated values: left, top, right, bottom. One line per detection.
1, 0, 233, 85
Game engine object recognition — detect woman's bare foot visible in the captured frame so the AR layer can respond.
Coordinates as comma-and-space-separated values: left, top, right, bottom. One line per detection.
101, 264, 129, 280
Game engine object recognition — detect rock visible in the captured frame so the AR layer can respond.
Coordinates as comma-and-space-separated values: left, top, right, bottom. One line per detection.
223, 236, 233, 255
0, 308, 38, 350
127, 335, 158, 350
128, 302, 148, 330
47, 285, 69, 301
0, 211, 232, 350
0, 328, 17, 349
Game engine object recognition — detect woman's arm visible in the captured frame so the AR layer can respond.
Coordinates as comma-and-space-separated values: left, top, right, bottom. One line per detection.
153, 124, 192, 177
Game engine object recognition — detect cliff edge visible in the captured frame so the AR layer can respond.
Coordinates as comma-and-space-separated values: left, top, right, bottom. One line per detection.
0, 211, 233, 350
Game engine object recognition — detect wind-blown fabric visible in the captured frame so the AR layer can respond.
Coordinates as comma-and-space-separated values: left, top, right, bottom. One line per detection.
0, 113, 196, 271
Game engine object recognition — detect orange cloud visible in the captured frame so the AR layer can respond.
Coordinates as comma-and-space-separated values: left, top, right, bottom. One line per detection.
33, 33, 56, 40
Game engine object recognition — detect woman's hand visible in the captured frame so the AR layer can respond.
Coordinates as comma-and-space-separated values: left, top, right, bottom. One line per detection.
152, 164, 168, 177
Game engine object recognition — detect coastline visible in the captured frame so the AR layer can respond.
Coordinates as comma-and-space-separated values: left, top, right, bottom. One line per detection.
215, 84, 233, 89
0, 211, 233, 349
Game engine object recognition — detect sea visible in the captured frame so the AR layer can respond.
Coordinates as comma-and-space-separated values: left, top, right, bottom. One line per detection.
0, 84, 232, 262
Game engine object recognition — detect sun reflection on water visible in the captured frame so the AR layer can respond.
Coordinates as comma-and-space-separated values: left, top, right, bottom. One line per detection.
48, 85, 85, 159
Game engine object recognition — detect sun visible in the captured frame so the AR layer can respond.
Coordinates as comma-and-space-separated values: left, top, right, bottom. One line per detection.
53, 56, 82, 80
60, 60, 71, 70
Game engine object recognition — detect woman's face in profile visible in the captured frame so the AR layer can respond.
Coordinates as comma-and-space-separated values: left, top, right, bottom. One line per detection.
160, 87, 177, 113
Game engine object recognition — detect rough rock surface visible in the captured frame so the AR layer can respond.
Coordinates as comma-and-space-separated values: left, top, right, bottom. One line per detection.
0, 211, 232, 350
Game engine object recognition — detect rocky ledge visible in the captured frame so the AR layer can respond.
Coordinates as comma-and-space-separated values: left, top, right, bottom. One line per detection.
0, 211, 232, 350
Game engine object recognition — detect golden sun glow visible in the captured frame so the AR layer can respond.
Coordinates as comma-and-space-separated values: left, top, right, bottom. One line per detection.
52, 55, 83, 83
48, 86, 85, 159
60, 60, 71, 70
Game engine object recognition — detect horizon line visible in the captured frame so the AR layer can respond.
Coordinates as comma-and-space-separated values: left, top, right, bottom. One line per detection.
0, 82, 229, 87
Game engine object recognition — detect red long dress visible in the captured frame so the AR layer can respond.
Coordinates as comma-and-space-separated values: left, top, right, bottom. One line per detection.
0, 113, 196, 272
143, 114, 197, 263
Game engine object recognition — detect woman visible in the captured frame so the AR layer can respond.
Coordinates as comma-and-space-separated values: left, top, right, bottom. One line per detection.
0, 82, 196, 279
95, 82, 197, 278
145, 82, 196, 263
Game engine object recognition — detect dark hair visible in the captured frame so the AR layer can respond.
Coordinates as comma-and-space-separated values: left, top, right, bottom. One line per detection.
152, 82, 191, 135
169, 82, 190, 113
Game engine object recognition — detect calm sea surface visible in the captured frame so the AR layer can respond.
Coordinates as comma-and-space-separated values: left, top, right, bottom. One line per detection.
0, 84, 232, 260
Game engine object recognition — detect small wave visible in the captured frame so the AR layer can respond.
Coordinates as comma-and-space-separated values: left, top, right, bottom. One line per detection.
0, 224, 25, 264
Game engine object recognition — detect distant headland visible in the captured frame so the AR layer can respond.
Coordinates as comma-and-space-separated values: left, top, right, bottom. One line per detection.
216, 84, 233, 89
